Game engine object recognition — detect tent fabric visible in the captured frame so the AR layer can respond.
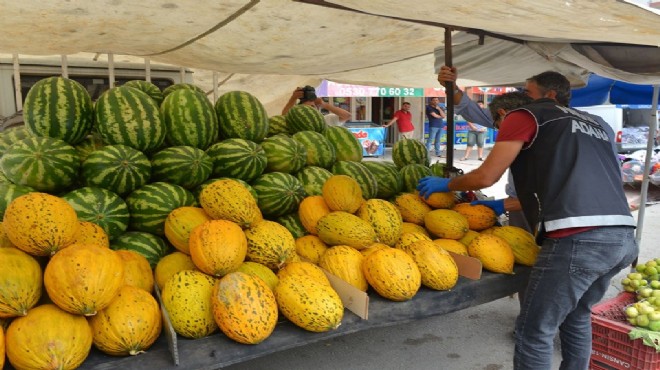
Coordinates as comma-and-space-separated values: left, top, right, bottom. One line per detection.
2, 0, 660, 115
571, 75, 660, 107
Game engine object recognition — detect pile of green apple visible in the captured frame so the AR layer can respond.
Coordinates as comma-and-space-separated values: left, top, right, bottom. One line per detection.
622, 259, 660, 331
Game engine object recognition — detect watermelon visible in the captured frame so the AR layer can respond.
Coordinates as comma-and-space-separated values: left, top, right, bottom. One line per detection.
400, 163, 433, 193
429, 161, 447, 177
110, 231, 171, 268
123, 80, 164, 106
61, 186, 129, 240
285, 104, 326, 134
362, 161, 404, 199
261, 135, 307, 174
206, 138, 266, 182
292, 131, 336, 169
162, 83, 205, 98
296, 166, 333, 196
81, 144, 151, 197
0, 136, 80, 193
126, 182, 197, 236
323, 125, 363, 162
161, 89, 219, 150
392, 138, 429, 168
215, 91, 269, 143
276, 212, 308, 239
95, 86, 166, 153
74, 134, 105, 163
194, 177, 259, 204
150, 146, 213, 189
331, 160, 378, 199
0, 170, 10, 184
0, 183, 35, 219
251, 172, 306, 218
0, 126, 33, 156
267, 115, 289, 137
23, 76, 94, 145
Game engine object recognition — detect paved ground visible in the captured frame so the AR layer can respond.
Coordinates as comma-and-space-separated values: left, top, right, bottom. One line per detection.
225, 147, 660, 370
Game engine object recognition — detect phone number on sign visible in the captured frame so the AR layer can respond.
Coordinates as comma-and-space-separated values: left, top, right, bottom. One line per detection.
378, 87, 421, 97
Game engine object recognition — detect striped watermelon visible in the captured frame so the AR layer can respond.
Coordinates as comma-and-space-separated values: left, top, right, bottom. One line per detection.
194, 177, 259, 204
276, 212, 309, 239
251, 172, 306, 218
61, 186, 129, 240
23, 76, 94, 145
362, 161, 404, 199
215, 91, 269, 143
296, 166, 333, 196
392, 138, 429, 168
0, 136, 80, 193
150, 146, 213, 189
74, 134, 105, 163
81, 144, 151, 197
267, 115, 289, 137
0, 126, 33, 156
0, 183, 35, 219
0, 170, 10, 184
123, 80, 164, 106
285, 104, 326, 134
261, 135, 307, 174
331, 160, 378, 199
400, 163, 433, 193
162, 83, 205, 98
126, 182, 197, 236
161, 89, 219, 150
292, 131, 336, 169
323, 125, 363, 162
95, 86, 166, 153
110, 231, 171, 268
206, 138, 266, 182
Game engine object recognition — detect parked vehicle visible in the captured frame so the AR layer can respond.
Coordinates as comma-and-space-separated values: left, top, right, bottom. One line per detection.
574, 104, 658, 153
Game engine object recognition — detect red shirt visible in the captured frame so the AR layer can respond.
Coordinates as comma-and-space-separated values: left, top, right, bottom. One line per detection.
393, 109, 414, 133
496, 110, 595, 238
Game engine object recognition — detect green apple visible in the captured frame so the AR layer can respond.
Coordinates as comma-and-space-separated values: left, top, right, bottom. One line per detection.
647, 260, 658, 268
646, 267, 659, 276
648, 320, 660, 332
628, 317, 638, 326
636, 264, 648, 273
640, 305, 656, 316
639, 287, 654, 298
637, 314, 650, 327
652, 289, 660, 298
648, 311, 660, 321
628, 273, 643, 280
625, 306, 640, 318
651, 280, 660, 289
624, 285, 636, 292
622, 277, 632, 286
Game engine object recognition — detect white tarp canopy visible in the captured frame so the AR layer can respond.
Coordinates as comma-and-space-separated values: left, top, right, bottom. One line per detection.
2, 0, 660, 114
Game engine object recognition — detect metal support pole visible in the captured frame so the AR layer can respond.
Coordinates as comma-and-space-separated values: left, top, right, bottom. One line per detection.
12, 54, 22, 112
145, 58, 151, 82
108, 53, 115, 88
61, 55, 69, 78
212, 72, 219, 102
444, 28, 454, 170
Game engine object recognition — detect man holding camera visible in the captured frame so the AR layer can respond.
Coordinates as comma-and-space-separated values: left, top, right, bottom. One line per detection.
282, 86, 351, 126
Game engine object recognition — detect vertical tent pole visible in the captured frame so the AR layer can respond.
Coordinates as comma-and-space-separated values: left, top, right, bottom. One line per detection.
61, 55, 69, 78
633, 85, 659, 266
12, 54, 22, 112
444, 28, 454, 170
145, 58, 152, 82
213, 72, 219, 102
108, 53, 115, 88
180, 67, 185, 83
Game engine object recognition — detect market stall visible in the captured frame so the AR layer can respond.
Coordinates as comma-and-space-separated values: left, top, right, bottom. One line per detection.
79, 267, 531, 370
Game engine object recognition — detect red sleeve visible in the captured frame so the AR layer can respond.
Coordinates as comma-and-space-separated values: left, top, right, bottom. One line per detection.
495, 110, 537, 144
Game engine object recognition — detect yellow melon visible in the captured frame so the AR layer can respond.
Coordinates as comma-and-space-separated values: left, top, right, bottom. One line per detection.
424, 209, 469, 240
405, 240, 459, 290
274, 275, 343, 333
362, 247, 421, 301
0, 247, 42, 318
420, 191, 456, 209
164, 206, 212, 254
322, 175, 363, 213
71, 221, 110, 248
294, 235, 328, 264
188, 220, 247, 277
161, 270, 218, 339
452, 203, 498, 231
154, 251, 197, 290
394, 192, 432, 225
319, 245, 367, 291
433, 238, 469, 256
298, 195, 331, 235
236, 261, 279, 291
116, 249, 155, 293
468, 234, 515, 274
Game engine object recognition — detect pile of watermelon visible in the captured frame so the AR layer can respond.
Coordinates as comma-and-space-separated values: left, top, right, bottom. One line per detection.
0, 76, 434, 267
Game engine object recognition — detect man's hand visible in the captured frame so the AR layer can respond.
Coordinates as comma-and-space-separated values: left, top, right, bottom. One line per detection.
417, 176, 451, 199
437, 66, 457, 88
471, 199, 505, 216
291, 88, 304, 100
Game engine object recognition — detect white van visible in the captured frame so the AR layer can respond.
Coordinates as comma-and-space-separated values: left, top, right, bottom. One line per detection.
574, 104, 657, 153
0, 55, 194, 129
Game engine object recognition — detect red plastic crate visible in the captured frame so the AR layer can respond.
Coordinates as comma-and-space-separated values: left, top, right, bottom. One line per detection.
590, 292, 660, 370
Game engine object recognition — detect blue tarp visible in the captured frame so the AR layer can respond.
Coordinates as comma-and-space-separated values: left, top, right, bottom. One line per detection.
571, 74, 660, 107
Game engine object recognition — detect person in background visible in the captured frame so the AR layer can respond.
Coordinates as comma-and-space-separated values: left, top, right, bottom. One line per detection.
462, 101, 488, 161
425, 97, 447, 156
282, 86, 351, 125
421, 67, 639, 370
383, 102, 415, 140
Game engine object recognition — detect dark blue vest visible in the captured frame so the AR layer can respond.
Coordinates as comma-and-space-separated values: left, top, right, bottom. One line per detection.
508, 99, 635, 234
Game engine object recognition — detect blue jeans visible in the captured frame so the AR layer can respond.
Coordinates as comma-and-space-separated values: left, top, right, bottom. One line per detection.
426, 126, 443, 154
514, 226, 638, 370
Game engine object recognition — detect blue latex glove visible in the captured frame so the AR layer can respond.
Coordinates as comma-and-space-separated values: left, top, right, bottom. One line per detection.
416, 176, 451, 199
471, 199, 506, 216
